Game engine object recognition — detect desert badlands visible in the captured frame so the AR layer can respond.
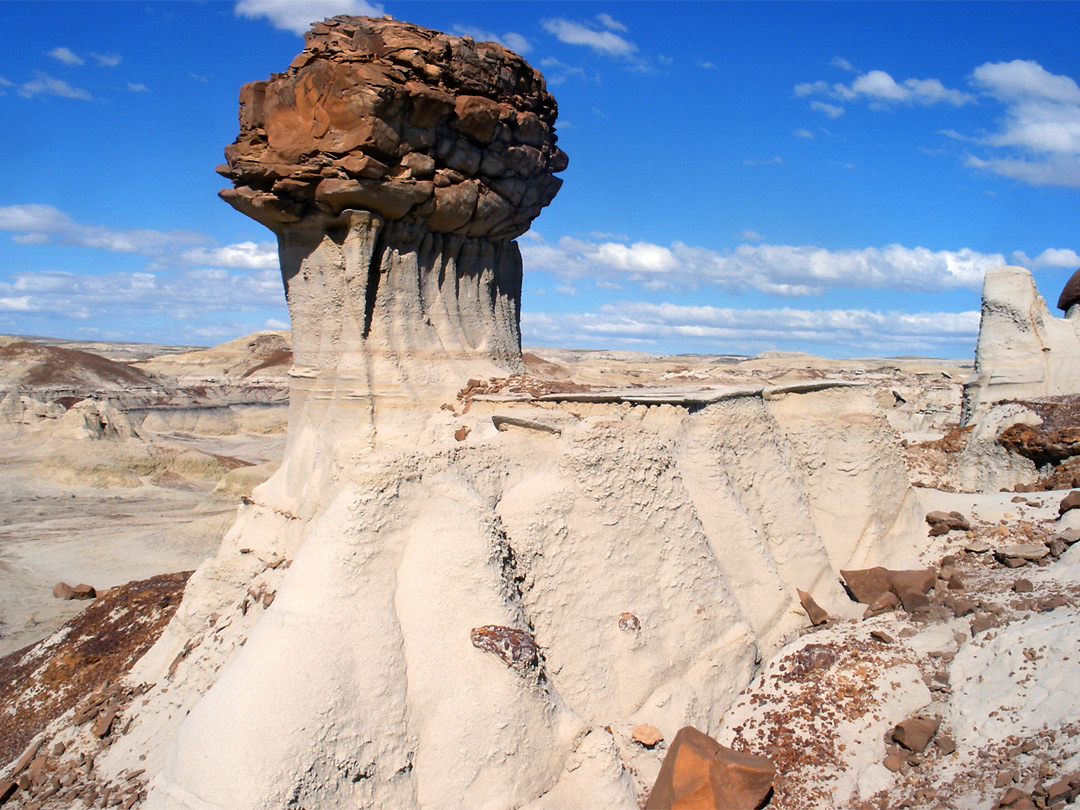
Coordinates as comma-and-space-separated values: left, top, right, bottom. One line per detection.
2, 15, 1080, 810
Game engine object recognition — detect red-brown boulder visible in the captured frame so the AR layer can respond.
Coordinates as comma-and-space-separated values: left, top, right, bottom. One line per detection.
646, 727, 774, 810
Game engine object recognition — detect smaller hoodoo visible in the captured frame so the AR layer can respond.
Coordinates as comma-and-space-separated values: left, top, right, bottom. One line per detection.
962, 265, 1080, 423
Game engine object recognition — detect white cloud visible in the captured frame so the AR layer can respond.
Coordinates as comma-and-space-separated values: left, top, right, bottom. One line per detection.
127, 82, 149, 93
521, 234, 1008, 296
804, 68, 974, 107
595, 13, 628, 32
0, 267, 285, 325
181, 241, 279, 270
18, 72, 92, 100
0, 296, 36, 312
1033, 248, 1080, 267
235, 0, 384, 36
971, 59, 1080, 104
522, 304, 980, 356
538, 57, 587, 86
0, 204, 209, 257
810, 101, 844, 118
452, 25, 531, 54
47, 46, 85, 66
541, 18, 637, 57
90, 52, 122, 67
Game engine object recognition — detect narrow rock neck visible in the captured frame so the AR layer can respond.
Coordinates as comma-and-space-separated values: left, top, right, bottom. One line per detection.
275, 210, 523, 453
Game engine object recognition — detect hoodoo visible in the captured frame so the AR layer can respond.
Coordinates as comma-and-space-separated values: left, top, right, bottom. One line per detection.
217, 16, 566, 456
66, 17, 924, 810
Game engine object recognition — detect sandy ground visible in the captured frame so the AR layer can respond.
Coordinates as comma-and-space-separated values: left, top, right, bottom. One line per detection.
0, 431, 283, 657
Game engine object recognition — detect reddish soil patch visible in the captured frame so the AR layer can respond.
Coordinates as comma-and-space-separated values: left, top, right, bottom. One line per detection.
0, 572, 190, 767
0, 343, 156, 388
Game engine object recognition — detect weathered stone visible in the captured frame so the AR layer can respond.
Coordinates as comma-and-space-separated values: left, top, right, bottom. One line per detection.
220, 16, 565, 243
52, 581, 76, 600
1013, 578, 1034, 593
633, 724, 664, 748
841, 567, 892, 604
863, 591, 900, 619
935, 734, 956, 755
1060, 490, 1080, 515
996, 544, 1050, 563
470, 625, 539, 676
646, 726, 774, 810
900, 589, 931, 613
892, 715, 940, 753
618, 612, 640, 632
796, 588, 829, 626
926, 510, 971, 532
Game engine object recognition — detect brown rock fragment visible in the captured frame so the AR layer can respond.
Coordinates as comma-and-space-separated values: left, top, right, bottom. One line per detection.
470, 625, 539, 676
646, 726, 774, 810
633, 724, 664, 748
1059, 490, 1080, 515
796, 588, 829, 626
863, 591, 900, 618
892, 715, 940, 753
1013, 578, 1034, 593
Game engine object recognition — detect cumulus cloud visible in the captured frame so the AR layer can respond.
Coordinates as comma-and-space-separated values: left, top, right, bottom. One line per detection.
47, 46, 85, 66
799, 57, 1080, 188
1010, 247, 1080, 268
0, 267, 285, 326
595, 13, 628, 32
538, 57, 588, 86
0, 204, 229, 260
235, 0, 384, 36
522, 304, 980, 356
810, 101, 844, 118
799, 68, 973, 108
541, 17, 637, 57
520, 234, 1009, 296
90, 52, 122, 67
452, 25, 530, 54
18, 72, 92, 100
181, 241, 279, 270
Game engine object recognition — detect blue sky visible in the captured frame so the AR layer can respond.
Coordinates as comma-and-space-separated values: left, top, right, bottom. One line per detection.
2, 1, 1079, 357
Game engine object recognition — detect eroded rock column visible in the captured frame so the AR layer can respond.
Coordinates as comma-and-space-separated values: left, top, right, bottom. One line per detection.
218, 16, 566, 458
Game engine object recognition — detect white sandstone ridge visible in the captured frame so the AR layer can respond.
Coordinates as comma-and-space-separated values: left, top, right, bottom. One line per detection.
962, 265, 1080, 422
83, 16, 929, 810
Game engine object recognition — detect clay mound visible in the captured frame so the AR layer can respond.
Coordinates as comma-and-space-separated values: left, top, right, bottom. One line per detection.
136, 331, 292, 382
0, 572, 191, 767
0, 341, 157, 390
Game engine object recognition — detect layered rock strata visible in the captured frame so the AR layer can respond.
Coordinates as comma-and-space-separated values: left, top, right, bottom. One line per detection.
962, 266, 1080, 422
